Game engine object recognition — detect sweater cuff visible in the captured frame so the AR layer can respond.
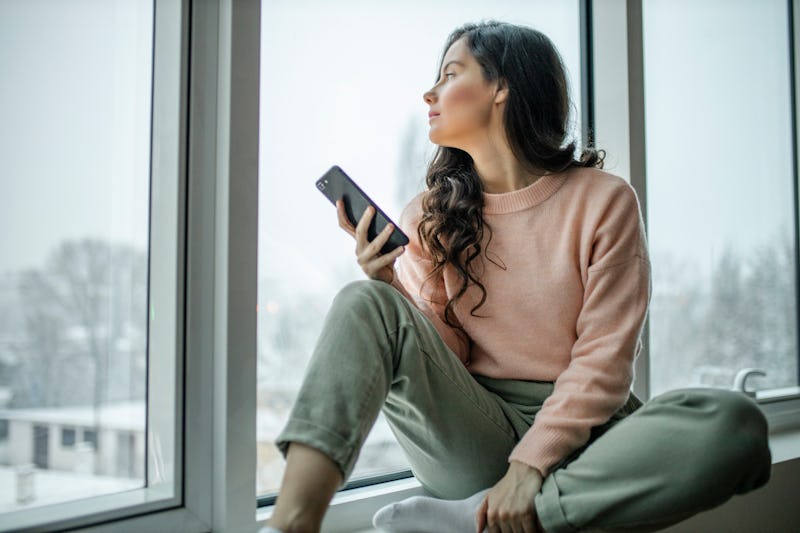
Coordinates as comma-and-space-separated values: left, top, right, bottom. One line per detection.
508, 427, 570, 478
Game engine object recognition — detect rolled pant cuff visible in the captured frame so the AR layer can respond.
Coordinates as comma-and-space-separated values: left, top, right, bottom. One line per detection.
536, 473, 576, 533
275, 417, 359, 484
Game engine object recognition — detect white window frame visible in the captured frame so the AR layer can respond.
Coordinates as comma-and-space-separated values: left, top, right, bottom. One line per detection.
592, 0, 800, 421
13, 1, 797, 532
259, 2, 800, 532
261, 1, 800, 530
3, 0, 259, 531
2, 0, 190, 530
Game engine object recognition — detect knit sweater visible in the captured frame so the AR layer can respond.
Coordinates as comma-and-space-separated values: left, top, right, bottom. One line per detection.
390, 165, 651, 477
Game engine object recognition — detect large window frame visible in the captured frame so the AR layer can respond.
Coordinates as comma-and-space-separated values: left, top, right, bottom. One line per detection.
85, 0, 260, 530
6, 1, 798, 532
4, 0, 259, 531
3, 0, 190, 530
254, 0, 800, 528
592, 0, 800, 422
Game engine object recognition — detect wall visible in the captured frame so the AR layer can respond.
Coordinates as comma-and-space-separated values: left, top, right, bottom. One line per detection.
663, 458, 800, 533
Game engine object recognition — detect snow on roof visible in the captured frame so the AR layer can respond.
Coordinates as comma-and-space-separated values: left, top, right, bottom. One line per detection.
0, 403, 145, 431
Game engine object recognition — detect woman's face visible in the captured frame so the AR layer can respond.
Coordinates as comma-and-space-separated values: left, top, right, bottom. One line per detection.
423, 37, 504, 150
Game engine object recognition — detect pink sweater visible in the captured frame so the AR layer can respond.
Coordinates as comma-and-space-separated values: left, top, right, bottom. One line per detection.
391, 166, 651, 477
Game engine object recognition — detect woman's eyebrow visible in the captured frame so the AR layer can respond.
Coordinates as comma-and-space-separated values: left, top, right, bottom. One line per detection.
441, 60, 465, 71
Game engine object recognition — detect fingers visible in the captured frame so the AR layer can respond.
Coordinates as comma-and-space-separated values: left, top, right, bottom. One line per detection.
485, 507, 537, 533
522, 515, 536, 533
356, 220, 398, 264
476, 496, 488, 533
359, 245, 404, 281
353, 205, 374, 248
336, 200, 356, 237
339, 202, 405, 281
487, 520, 529, 533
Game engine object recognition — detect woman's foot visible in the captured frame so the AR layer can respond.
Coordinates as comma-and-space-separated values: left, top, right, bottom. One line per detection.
373, 489, 489, 533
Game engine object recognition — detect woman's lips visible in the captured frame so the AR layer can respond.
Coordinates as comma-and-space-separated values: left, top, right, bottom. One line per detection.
428, 111, 440, 120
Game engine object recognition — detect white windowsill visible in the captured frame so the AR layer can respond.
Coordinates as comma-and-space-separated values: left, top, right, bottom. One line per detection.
256, 405, 800, 533
767, 427, 800, 464
257, 476, 425, 533
3, 483, 179, 532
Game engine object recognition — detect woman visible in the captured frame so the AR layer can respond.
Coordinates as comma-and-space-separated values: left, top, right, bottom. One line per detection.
264, 21, 771, 533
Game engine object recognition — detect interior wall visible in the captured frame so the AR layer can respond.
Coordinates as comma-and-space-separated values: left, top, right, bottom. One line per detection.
662, 458, 800, 533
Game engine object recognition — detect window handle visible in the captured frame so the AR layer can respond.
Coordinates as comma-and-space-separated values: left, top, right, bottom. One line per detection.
732, 368, 766, 398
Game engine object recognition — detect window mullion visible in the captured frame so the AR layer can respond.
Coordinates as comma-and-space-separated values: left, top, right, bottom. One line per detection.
790, 0, 800, 387
591, 0, 650, 401
183, 0, 260, 532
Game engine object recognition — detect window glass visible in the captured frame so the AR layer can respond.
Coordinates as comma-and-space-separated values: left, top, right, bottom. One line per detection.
62, 428, 77, 448
83, 429, 99, 452
258, 0, 582, 496
643, 0, 798, 395
0, 0, 152, 513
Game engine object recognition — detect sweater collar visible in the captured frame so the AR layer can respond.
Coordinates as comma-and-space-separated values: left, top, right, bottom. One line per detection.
482, 171, 568, 214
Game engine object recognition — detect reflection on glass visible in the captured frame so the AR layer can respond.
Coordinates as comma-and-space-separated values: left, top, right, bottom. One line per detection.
258, 0, 582, 495
0, 0, 152, 512
644, 0, 798, 396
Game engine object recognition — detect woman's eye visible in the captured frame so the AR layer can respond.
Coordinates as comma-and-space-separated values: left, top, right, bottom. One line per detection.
445, 72, 455, 78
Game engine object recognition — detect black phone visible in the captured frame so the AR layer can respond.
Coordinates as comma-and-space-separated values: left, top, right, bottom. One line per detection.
316, 165, 409, 255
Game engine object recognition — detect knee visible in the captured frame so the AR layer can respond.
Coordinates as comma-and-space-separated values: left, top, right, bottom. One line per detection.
673, 388, 771, 479
711, 389, 772, 489
654, 388, 768, 452
657, 387, 763, 423
705, 389, 768, 440
331, 280, 409, 326
334, 279, 402, 309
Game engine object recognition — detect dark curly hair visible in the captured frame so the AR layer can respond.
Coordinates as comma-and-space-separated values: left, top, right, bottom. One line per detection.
418, 21, 605, 328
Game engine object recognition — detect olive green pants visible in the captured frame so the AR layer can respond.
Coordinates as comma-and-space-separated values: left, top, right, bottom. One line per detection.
276, 281, 772, 532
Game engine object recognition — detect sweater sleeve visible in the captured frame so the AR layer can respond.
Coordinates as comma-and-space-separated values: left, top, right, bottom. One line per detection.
390, 197, 471, 363
508, 182, 651, 476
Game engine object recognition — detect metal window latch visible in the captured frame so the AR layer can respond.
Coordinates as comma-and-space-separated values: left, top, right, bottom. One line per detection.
732, 368, 766, 398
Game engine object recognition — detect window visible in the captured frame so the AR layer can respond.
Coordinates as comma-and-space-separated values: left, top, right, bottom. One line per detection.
83, 429, 99, 451
257, 0, 583, 500
0, 1, 795, 531
62, 427, 77, 448
643, 0, 798, 396
0, 0, 186, 529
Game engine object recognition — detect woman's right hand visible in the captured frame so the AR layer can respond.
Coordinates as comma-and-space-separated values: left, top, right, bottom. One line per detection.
336, 200, 405, 284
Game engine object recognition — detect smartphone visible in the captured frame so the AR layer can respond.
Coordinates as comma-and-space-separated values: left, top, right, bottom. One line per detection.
316, 165, 409, 255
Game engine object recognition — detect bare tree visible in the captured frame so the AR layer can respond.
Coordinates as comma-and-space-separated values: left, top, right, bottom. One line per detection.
650, 236, 798, 394
11, 239, 147, 472
15, 270, 68, 407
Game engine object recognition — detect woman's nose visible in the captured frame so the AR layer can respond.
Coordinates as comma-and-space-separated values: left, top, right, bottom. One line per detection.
423, 88, 436, 105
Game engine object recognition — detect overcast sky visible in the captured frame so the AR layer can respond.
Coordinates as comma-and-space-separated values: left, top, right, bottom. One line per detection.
0, 0, 151, 275
0, 0, 793, 294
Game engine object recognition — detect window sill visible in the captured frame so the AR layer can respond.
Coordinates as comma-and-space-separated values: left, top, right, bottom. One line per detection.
757, 386, 800, 433
767, 427, 800, 464
3, 484, 180, 533
257, 476, 425, 533
257, 402, 800, 533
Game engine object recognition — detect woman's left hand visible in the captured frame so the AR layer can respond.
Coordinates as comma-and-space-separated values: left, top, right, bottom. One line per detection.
476, 460, 544, 533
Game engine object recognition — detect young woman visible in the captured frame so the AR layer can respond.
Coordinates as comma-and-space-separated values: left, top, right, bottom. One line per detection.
264, 21, 771, 533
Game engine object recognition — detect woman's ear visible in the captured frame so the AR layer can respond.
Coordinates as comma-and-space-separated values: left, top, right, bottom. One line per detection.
494, 78, 509, 105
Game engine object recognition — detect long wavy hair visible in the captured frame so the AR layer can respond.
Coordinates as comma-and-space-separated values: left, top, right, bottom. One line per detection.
419, 21, 605, 328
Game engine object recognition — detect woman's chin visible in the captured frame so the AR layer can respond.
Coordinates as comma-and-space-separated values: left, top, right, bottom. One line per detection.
428, 132, 456, 149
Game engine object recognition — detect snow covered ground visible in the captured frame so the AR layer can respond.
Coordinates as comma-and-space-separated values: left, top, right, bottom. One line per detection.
0, 465, 141, 513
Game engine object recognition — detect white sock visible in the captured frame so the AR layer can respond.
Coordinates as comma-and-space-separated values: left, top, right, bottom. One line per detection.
258, 527, 284, 533
372, 489, 489, 533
